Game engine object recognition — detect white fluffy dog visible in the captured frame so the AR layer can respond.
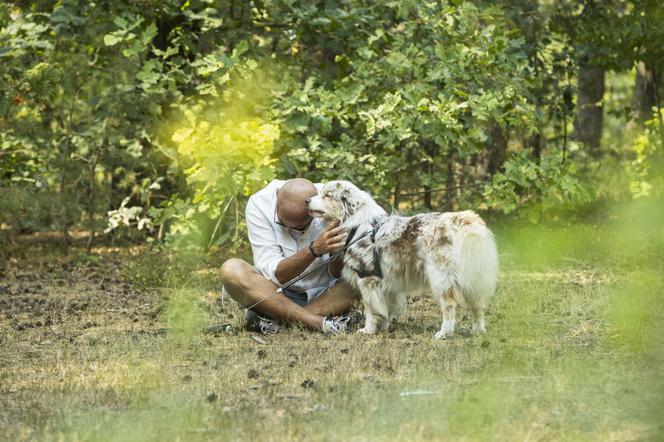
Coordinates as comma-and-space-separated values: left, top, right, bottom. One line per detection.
307, 181, 498, 339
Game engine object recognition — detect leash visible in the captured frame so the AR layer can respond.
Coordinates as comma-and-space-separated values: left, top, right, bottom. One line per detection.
276, 222, 377, 293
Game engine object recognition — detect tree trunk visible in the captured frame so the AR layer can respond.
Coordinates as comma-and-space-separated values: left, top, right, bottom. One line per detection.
392, 173, 400, 210
444, 157, 455, 211
487, 123, 508, 175
573, 66, 605, 155
632, 61, 662, 122
422, 141, 435, 210
423, 180, 432, 210
85, 153, 99, 254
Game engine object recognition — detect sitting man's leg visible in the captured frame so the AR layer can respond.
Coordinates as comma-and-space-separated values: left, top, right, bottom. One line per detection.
304, 281, 359, 317
220, 258, 333, 331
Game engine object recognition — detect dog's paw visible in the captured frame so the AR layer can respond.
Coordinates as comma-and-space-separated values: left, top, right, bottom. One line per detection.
471, 322, 487, 336
357, 327, 375, 335
434, 330, 453, 340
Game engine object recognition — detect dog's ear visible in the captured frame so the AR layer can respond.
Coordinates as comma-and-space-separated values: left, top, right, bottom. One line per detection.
339, 188, 357, 220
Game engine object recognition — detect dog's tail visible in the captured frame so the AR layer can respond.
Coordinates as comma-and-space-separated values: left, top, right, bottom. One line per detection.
454, 212, 498, 306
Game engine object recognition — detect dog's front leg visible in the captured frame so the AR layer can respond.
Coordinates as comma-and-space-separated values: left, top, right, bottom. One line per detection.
358, 307, 381, 334
356, 279, 386, 334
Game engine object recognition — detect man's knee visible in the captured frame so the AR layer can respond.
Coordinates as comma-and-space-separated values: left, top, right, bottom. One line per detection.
333, 281, 361, 300
220, 258, 251, 289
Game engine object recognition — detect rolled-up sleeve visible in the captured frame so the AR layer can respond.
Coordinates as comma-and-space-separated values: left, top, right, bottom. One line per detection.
246, 197, 283, 285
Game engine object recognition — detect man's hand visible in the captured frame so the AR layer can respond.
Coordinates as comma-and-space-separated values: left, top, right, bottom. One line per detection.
311, 219, 347, 256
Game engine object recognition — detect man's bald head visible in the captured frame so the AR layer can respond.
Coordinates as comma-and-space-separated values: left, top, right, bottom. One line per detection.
276, 178, 318, 229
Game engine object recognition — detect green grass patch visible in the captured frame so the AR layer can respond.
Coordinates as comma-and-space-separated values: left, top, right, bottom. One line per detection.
1, 197, 663, 440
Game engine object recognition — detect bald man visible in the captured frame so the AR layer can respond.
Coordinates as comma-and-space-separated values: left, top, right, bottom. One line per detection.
220, 178, 359, 334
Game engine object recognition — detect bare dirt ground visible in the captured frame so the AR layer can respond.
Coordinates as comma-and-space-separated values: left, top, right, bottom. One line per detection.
1, 225, 663, 441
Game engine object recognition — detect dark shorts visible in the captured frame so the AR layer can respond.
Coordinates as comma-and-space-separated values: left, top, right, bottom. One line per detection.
244, 288, 308, 328
281, 288, 308, 306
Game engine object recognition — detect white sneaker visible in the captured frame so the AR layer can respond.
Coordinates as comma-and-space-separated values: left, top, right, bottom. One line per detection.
258, 317, 280, 335
322, 315, 350, 335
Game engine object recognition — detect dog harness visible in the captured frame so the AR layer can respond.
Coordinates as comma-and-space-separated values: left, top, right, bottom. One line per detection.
346, 217, 385, 279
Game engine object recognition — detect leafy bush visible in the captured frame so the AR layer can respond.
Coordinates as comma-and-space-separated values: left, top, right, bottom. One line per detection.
1, 0, 662, 252
273, 2, 540, 209
627, 115, 664, 199
156, 96, 280, 250
0, 186, 54, 233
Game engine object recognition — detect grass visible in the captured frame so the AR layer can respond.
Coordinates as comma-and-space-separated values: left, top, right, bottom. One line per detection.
1, 197, 663, 441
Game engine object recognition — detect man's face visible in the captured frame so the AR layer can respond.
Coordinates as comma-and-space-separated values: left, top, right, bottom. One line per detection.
275, 187, 317, 232
275, 206, 312, 232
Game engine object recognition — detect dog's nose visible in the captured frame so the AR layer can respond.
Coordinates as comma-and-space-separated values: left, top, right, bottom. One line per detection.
305, 198, 311, 205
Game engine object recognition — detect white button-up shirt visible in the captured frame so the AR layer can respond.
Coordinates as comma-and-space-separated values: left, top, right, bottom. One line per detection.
246, 179, 335, 300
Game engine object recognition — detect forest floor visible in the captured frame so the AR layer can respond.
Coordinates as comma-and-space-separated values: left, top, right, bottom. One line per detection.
1, 200, 663, 441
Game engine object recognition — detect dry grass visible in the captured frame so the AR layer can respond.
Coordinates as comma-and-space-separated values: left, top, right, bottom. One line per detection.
1, 207, 663, 441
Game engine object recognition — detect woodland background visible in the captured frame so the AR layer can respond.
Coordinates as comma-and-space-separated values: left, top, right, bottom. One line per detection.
1, 0, 663, 252
2, 2, 664, 441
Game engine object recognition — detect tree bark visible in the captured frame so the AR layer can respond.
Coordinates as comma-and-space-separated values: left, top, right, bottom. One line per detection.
423, 180, 432, 210
393, 173, 400, 210
487, 123, 508, 175
422, 141, 436, 210
444, 157, 455, 211
573, 66, 605, 154
632, 61, 662, 122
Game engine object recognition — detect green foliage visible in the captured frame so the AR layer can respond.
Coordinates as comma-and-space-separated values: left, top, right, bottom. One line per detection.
1, 0, 663, 249
160, 90, 280, 249
627, 115, 664, 198
549, 0, 664, 72
274, 2, 540, 207
0, 2, 167, 241
0, 186, 54, 232
484, 149, 590, 217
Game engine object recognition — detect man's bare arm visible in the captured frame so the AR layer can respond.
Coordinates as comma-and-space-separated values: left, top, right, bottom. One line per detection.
274, 247, 317, 285
274, 220, 347, 284
329, 254, 344, 278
